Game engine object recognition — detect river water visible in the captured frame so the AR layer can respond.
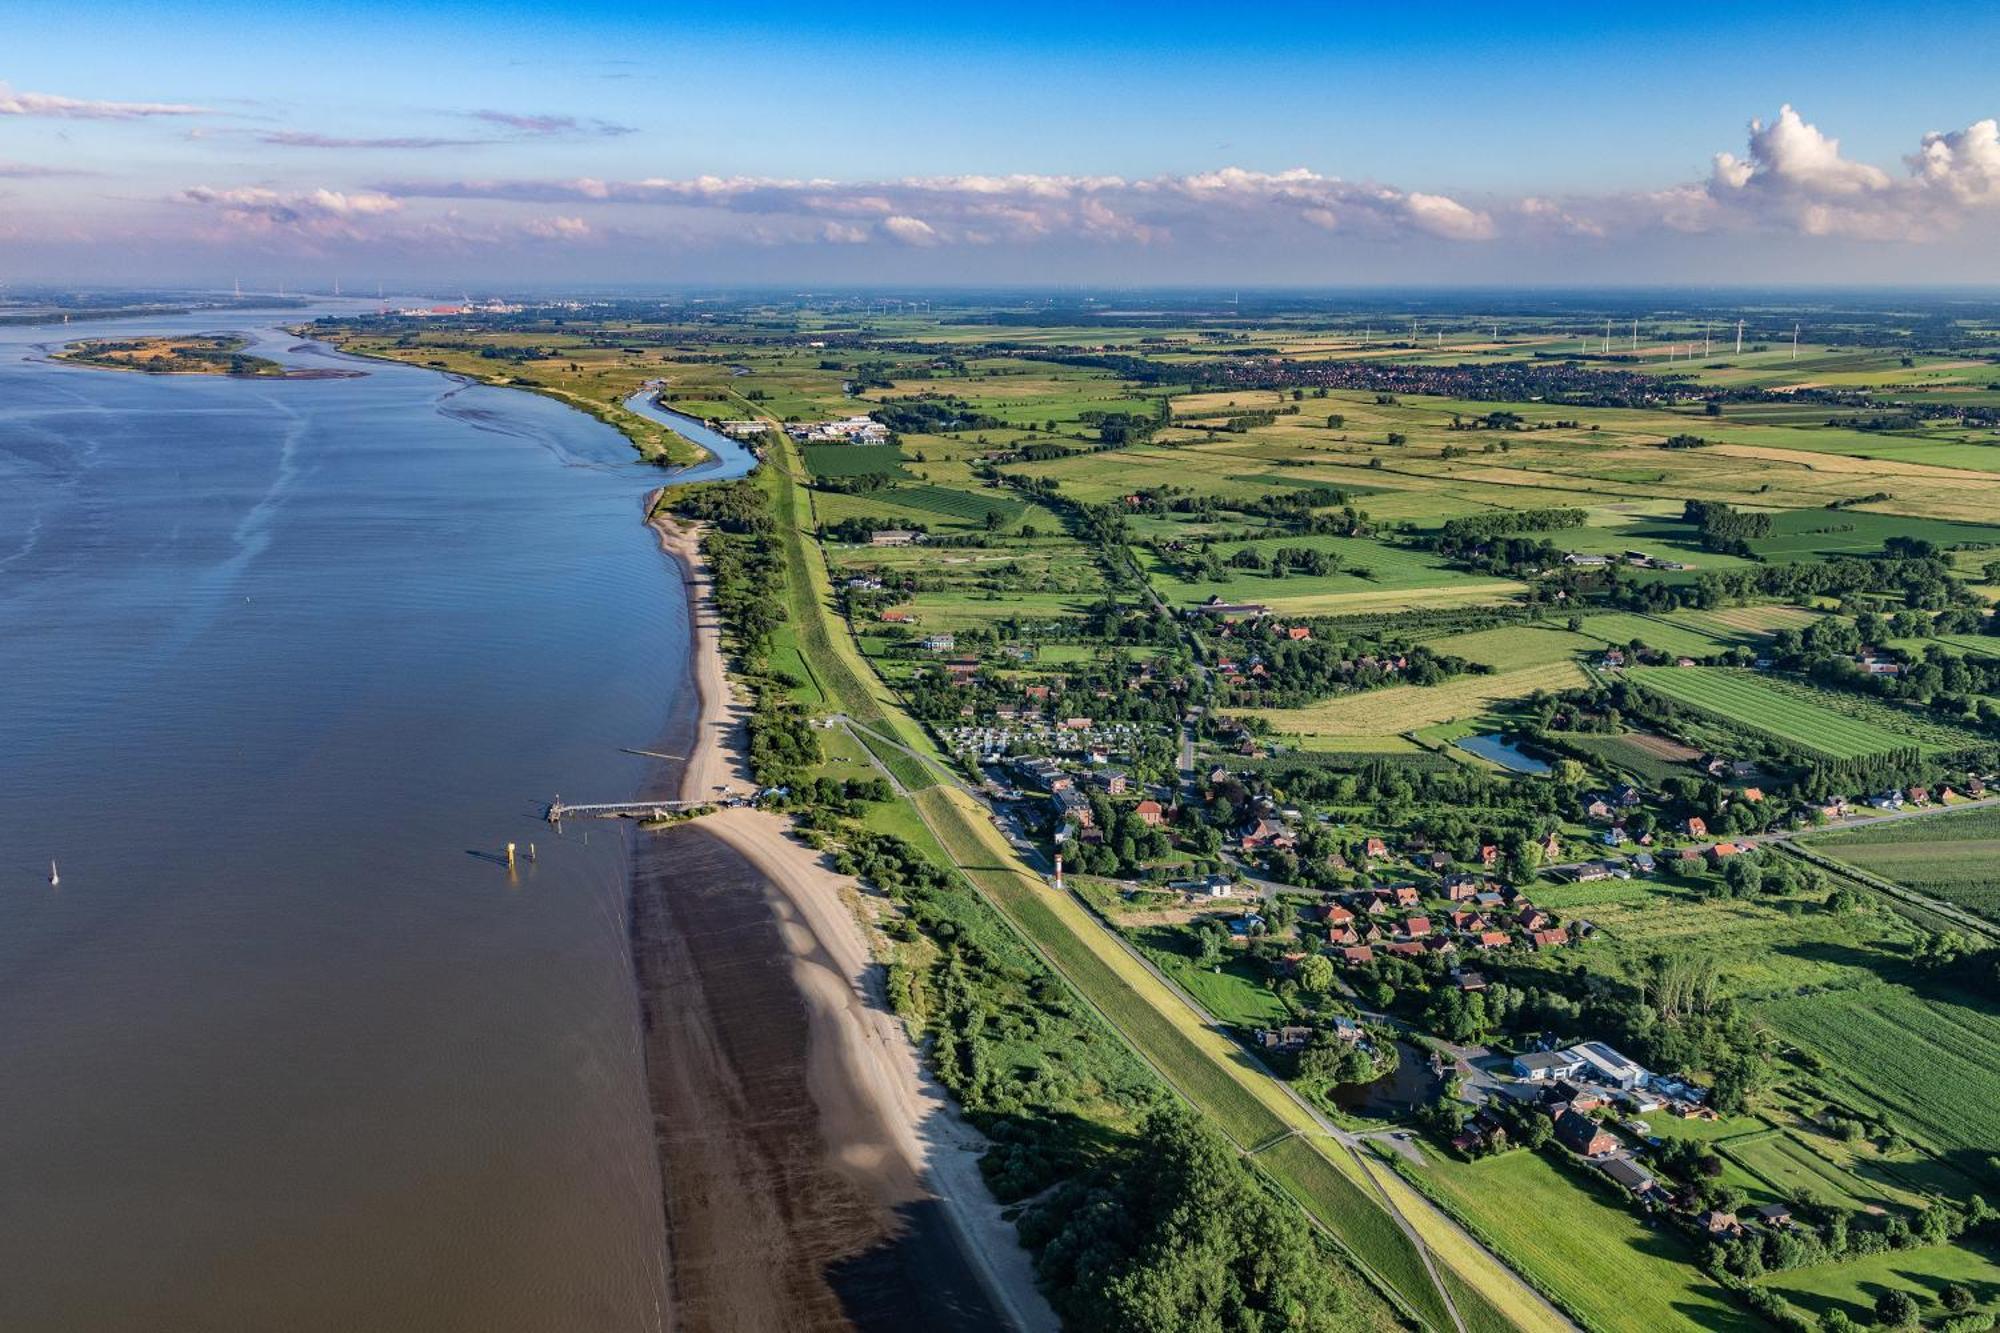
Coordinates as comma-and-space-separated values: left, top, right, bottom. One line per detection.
0, 308, 710, 1330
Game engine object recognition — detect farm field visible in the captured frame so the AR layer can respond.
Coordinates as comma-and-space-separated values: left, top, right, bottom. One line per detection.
1421, 624, 1601, 671
1804, 806, 2000, 922
1511, 875, 1922, 1002
800, 443, 906, 478
1626, 666, 1984, 758
1560, 730, 1703, 783
1715, 1128, 1875, 1213
1758, 1240, 2000, 1328
1140, 534, 1521, 614
1397, 1144, 1759, 1333
1243, 661, 1587, 738
1576, 612, 1734, 658
1758, 981, 2000, 1163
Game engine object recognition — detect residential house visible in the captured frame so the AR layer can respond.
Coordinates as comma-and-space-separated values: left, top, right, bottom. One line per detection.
1253, 1026, 1314, 1054
1241, 818, 1295, 852
1392, 885, 1420, 908
1553, 1110, 1617, 1157
922, 633, 957, 652
1363, 837, 1390, 860
1400, 916, 1433, 940
1519, 907, 1552, 932
1530, 929, 1568, 950
1475, 931, 1511, 951
1339, 946, 1375, 965
1698, 1211, 1744, 1238
1444, 875, 1485, 901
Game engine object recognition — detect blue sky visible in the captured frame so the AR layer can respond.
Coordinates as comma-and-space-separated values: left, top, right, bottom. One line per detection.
6, 1, 2000, 286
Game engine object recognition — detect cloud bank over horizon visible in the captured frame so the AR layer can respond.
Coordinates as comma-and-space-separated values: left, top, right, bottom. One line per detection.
7, 77, 2000, 285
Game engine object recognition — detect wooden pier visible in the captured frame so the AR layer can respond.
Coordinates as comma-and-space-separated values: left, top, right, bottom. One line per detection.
546, 797, 706, 823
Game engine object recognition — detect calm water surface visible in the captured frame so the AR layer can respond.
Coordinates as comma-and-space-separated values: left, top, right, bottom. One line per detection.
0, 308, 705, 1330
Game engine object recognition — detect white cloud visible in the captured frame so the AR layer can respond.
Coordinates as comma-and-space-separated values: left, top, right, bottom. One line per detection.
1693, 105, 2000, 240
0, 81, 206, 119
1908, 118, 2000, 206
881, 214, 939, 246
521, 214, 591, 239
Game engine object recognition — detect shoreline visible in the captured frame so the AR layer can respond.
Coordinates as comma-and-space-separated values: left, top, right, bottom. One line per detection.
641, 493, 1057, 1333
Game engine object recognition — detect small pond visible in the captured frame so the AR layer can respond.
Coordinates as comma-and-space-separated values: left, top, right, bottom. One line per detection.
1454, 732, 1552, 775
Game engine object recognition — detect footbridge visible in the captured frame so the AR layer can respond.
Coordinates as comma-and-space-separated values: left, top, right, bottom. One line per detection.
545, 797, 708, 822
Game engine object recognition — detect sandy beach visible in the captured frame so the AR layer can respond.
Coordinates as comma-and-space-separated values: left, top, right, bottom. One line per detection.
640, 501, 1057, 1333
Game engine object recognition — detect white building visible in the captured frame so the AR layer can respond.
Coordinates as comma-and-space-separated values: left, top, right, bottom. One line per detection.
1562, 1041, 1647, 1089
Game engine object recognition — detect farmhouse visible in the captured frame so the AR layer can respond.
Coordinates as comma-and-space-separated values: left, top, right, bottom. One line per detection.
870, 529, 920, 547
1253, 1026, 1314, 1054
1552, 1110, 1617, 1157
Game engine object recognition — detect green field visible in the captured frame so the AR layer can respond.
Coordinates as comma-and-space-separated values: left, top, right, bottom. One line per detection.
1398, 1145, 1759, 1333
1561, 730, 1701, 784
1716, 1128, 1873, 1212
1143, 532, 1513, 613
1759, 981, 2000, 1162
801, 443, 907, 477
1137, 935, 1291, 1028
1626, 666, 1983, 759
1577, 612, 1734, 658
1759, 1239, 2000, 1327
1806, 806, 2000, 922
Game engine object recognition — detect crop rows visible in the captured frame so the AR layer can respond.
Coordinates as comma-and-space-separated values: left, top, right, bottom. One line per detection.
1626, 667, 1972, 759
1758, 983, 2000, 1161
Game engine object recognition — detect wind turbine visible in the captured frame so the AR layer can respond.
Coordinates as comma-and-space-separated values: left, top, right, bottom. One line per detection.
1793, 323, 1800, 361
1735, 319, 1744, 355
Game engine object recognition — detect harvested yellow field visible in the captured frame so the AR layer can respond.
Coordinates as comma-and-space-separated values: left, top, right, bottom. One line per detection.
1247, 582, 1525, 617
1242, 661, 1586, 736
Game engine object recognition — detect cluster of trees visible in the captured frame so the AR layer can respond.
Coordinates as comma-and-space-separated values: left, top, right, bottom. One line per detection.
828, 827, 1158, 1200
1708, 1185, 1995, 1284
1025, 1109, 1370, 1333
1606, 551, 1969, 621
868, 395, 1005, 435
1681, 500, 1774, 556
1213, 636, 1474, 708
1436, 507, 1588, 545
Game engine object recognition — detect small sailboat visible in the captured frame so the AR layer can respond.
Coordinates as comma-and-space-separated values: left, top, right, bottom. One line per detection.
49, 860, 60, 886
